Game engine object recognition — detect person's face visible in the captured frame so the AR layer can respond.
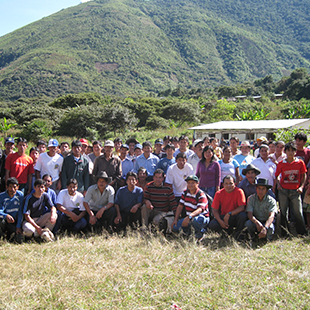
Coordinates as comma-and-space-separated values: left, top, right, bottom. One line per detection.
38, 144, 46, 154
120, 147, 128, 158
35, 184, 46, 196
7, 183, 18, 197
230, 139, 238, 150
285, 147, 296, 158
153, 173, 164, 187
223, 177, 235, 193
81, 144, 88, 153
269, 144, 276, 154
204, 139, 210, 147
186, 180, 198, 192
60, 143, 69, 153
135, 148, 143, 156
275, 144, 284, 155
5, 142, 14, 154
104, 146, 113, 156
43, 176, 52, 189
241, 146, 250, 155
86, 146, 93, 155
138, 170, 147, 181
173, 141, 179, 149
195, 143, 203, 157
259, 147, 269, 160
72, 145, 81, 157
67, 183, 78, 196
256, 185, 268, 200
165, 147, 174, 157
128, 143, 135, 154
295, 138, 306, 150
126, 176, 137, 188
155, 143, 162, 153
97, 178, 108, 190
204, 149, 213, 161
114, 141, 122, 151
179, 139, 188, 150
93, 143, 102, 154
30, 150, 39, 162
48, 146, 57, 156
223, 148, 232, 160
17, 142, 27, 154
143, 146, 152, 157
176, 157, 186, 169
211, 140, 218, 148
246, 170, 256, 184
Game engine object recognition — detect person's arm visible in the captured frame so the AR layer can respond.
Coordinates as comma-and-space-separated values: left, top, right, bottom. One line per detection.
144, 199, 154, 210
171, 203, 184, 230
27, 173, 32, 194
297, 173, 306, 194
57, 203, 80, 222
83, 162, 90, 191
212, 207, 229, 229
114, 203, 122, 224
247, 211, 264, 232
130, 202, 142, 213
181, 207, 203, 228
95, 202, 114, 219
49, 206, 57, 224
24, 214, 43, 236
258, 211, 275, 239
223, 204, 245, 225
35, 170, 41, 180
61, 159, 68, 190
56, 173, 62, 191
235, 167, 240, 186
83, 201, 97, 225
5, 169, 9, 184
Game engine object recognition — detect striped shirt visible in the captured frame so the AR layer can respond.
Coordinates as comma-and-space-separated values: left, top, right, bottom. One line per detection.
144, 181, 177, 212
179, 188, 209, 217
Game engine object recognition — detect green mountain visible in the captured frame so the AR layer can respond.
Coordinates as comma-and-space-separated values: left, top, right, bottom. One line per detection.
0, 0, 310, 100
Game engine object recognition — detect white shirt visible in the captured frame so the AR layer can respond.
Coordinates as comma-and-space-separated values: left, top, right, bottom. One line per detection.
56, 189, 85, 211
187, 153, 201, 174
165, 163, 194, 197
252, 157, 276, 186
34, 152, 63, 182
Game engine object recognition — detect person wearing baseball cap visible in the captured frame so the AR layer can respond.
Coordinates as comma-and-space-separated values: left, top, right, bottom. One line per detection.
171, 175, 209, 239
153, 138, 166, 159
79, 138, 89, 155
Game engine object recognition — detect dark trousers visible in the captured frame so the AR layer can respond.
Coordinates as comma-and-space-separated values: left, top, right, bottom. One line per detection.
114, 208, 141, 232
0, 219, 16, 238
60, 213, 87, 232
208, 211, 247, 240
87, 207, 116, 232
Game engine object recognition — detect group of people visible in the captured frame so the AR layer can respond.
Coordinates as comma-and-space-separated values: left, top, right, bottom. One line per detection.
0, 132, 309, 244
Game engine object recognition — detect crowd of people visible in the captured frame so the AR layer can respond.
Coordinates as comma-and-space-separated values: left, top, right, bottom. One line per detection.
0, 132, 309, 244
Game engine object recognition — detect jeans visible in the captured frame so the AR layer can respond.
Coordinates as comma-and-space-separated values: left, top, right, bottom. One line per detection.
200, 187, 216, 199
245, 220, 275, 241
61, 213, 87, 232
173, 214, 210, 238
278, 188, 306, 235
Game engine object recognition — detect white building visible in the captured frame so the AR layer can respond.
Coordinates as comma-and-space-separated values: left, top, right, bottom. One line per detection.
189, 119, 310, 142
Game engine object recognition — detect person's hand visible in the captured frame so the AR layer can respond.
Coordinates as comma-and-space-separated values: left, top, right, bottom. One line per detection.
255, 220, 264, 232
277, 183, 282, 191
223, 213, 230, 225
146, 203, 153, 210
297, 186, 303, 194
258, 226, 267, 239
50, 212, 57, 224
6, 214, 15, 224
36, 226, 43, 236
130, 205, 139, 213
114, 215, 122, 224
96, 207, 105, 219
89, 215, 97, 225
70, 213, 79, 222
219, 219, 229, 229
16, 227, 22, 234
181, 216, 191, 227
171, 220, 177, 231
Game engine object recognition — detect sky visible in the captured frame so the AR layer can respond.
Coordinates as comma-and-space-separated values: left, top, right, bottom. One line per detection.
0, 0, 92, 37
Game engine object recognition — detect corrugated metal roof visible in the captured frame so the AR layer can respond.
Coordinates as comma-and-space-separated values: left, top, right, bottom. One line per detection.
189, 119, 310, 130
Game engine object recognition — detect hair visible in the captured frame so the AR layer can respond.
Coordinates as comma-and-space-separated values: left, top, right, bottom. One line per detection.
284, 141, 297, 152
92, 140, 102, 147
259, 143, 269, 151
176, 152, 187, 160
164, 143, 175, 151
163, 135, 172, 142
71, 140, 82, 148
29, 147, 39, 154
34, 179, 45, 187
67, 178, 78, 186
275, 140, 285, 147
223, 174, 236, 183
36, 139, 46, 147
172, 136, 179, 143
126, 171, 138, 181
60, 141, 70, 147
15, 137, 27, 144
142, 141, 152, 148
268, 140, 276, 146
203, 136, 210, 142
153, 168, 165, 177
42, 174, 52, 181
201, 145, 215, 163
294, 132, 307, 142
179, 135, 189, 142
209, 137, 217, 144
230, 136, 239, 143
114, 137, 122, 144
223, 146, 232, 153
137, 167, 148, 176
6, 177, 18, 187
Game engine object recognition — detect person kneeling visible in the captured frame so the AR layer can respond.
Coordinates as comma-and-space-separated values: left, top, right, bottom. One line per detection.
22, 179, 57, 241
56, 178, 87, 233
171, 175, 209, 239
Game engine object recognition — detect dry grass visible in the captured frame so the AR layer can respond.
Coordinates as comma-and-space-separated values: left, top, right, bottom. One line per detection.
0, 232, 310, 309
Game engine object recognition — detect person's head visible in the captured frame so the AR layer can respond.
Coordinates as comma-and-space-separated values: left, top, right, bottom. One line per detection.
92, 141, 102, 155
60, 142, 70, 154
137, 167, 148, 181
96, 172, 110, 190
163, 135, 172, 147
36, 139, 47, 153
223, 146, 232, 160
202, 145, 215, 163
210, 137, 218, 149
42, 174, 52, 190
29, 147, 39, 163
120, 144, 129, 158
134, 144, 143, 157
178, 135, 189, 151
66, 178, 78, 196
104, 140, 114, 156
259, 144, 269, 160
153, 169, 165, 187
294, 132, 308, 150
15, 137, 28, 154
185, 175, 199, 192
79, 138, 89, 154
203, 136, 210, 147
126, 138, 139, 154
71, 140, 82, 157
126, 171, 138, 188
255, 178, 272, 200
240, 141, 251, 155
268, 141, 276, 154
284, 141, 297, 158
242, 164, 261, 184
164, 143, 175, 157
193, 139, 203, 157
275, 141, 285, 155
6, 177, 19, 197
34, 179, 46, 196
154, 138, 163, 153
142, 141, 152, 158
114, 138, 123, 152
172, 136, 179, 149
48, 139, 59, 156
86, 146, 93, 155
257, 136, 267, 146
223, 175, 236, 193
4, 137, 15, 154
176, 152, 187, 169
229, 137, 239, 150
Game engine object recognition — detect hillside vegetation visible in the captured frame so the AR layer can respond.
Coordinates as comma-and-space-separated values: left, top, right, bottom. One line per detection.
0, 0, 310, 100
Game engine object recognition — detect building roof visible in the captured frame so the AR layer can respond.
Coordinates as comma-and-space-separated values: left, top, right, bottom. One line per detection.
189, 119, 310, 131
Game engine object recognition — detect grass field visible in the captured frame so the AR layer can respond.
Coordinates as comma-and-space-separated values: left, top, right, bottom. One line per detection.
0, 232, 310, 310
